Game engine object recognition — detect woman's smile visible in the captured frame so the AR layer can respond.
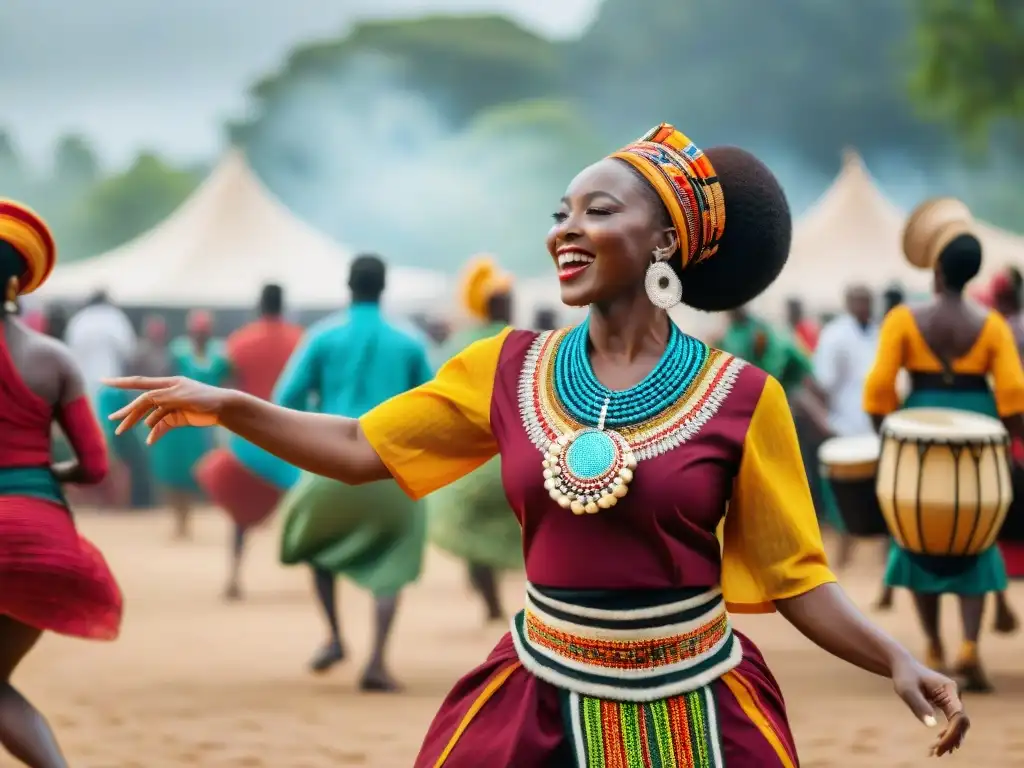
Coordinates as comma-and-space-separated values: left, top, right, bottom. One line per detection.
556, 245, 596, 282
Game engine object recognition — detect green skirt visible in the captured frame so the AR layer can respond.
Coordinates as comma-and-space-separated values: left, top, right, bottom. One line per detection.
278, 472, 425, 596
884, 389, 1007, 595
427, 457, 523, 571
885, 543, 1007, 595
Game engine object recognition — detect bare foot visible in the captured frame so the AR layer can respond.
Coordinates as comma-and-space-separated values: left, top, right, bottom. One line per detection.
955, 659, 994, 694
359, 668, 402, 693
309, 641, 345, 674
994, 596, 1019, 634
223, 583, 243, 602
924, 645, 947, 675
873, 587, 894, 612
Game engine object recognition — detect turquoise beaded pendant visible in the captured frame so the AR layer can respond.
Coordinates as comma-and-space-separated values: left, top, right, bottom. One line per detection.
542, 398, 637, 515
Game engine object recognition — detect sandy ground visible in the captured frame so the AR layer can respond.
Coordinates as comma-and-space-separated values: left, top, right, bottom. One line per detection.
14, 510, 1024, 767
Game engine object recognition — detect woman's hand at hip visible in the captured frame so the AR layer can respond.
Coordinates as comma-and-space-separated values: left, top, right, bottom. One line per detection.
104, 376, 232, 444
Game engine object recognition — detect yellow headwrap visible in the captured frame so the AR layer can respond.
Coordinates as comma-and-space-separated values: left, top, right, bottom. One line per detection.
0, 199, 57, 294
610, 124, 726, 270
459, 255, 513, 320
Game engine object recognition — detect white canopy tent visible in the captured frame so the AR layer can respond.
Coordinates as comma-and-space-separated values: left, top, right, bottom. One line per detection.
753, 150, 923, 318
753, 149, 1024, 319
38, 150, 450, 313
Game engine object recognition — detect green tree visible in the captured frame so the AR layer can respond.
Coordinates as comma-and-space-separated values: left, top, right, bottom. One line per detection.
910, 0, 1024, 146
0, 129, 31, 200
233, 14, 562, 145
53, 134, 101, 188
73, 152, 201, 256
569, 0, 946, 169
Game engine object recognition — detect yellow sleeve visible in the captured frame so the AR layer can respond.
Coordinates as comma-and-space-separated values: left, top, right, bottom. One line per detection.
862, 306, 908, 416
359, 327, 511, 500
985, 313, 1024, 416
721, 375, 836, 613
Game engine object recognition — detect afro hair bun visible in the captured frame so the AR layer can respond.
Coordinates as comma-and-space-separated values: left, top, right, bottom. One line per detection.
677, 146, 791, 313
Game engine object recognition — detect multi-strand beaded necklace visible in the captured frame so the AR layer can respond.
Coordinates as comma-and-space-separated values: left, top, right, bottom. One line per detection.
518, 320, 744, 515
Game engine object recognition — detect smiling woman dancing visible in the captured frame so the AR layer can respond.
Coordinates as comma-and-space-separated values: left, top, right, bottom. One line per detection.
0, 201, 122, 768
108, 125, 967, 766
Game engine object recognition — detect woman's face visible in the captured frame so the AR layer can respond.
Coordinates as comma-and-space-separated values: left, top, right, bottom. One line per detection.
546, 159, 672, 307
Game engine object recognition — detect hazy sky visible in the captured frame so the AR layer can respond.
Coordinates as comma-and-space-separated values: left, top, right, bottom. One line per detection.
0, 0, 598, 169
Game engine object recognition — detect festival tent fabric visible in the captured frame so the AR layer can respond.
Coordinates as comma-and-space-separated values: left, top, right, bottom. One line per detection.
39, 150, 449, 312
753, 149, 1024, 318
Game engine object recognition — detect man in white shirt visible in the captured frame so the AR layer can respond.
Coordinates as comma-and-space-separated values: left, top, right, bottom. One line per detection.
814, 286, 878, 437
813, 285, 879, 571
64, 289, 137, 405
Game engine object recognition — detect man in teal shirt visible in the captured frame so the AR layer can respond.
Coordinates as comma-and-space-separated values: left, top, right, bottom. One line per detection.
273, 254, 433, 691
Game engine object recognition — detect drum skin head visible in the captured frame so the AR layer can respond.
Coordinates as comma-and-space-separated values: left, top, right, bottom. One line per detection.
882, 407, 1007, 442
902, 197, 974, 270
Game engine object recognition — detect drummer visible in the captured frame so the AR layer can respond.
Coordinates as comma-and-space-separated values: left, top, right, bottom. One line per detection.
863, 208, 1024, 692
814, 284, 878, 569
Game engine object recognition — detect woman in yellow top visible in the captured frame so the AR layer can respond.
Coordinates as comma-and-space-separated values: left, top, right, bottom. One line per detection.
107, 124, 966, 765
864, 226, 1024, 693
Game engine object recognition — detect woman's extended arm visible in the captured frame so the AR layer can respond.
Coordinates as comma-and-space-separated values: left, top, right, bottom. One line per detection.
219, 390, 388, 484
107, 377, 390, 485
108, 328, 510, 502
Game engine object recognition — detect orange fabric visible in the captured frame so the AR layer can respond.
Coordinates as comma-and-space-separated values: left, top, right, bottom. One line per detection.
459, 257, 512, 320
721, 375, 836, 613
721, 670, 797, 768
0, 200, 56, 294
863, 305, 1024, 417
358, 327, 510, 500
433, 662, 522, 767
226, 318, 305, 401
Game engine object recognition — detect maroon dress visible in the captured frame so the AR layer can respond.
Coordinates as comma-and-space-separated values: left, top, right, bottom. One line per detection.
362, 328, 835, 767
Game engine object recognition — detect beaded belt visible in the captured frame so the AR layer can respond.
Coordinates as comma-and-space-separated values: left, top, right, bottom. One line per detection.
510, 583, 742, 702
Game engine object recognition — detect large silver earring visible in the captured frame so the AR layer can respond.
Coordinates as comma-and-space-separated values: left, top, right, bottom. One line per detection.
3, 298, 16, 314
644, 247, 682, 309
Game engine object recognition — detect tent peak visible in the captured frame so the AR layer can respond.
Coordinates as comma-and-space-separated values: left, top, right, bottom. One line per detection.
840, 146, 864, 172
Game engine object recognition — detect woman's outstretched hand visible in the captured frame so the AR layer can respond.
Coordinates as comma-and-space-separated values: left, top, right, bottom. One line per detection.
890, 654, 969, 756
103, 376, 231, 445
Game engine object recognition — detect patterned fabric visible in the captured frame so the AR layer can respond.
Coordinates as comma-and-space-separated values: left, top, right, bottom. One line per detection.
512, 584, 741, 703
610, 124, 725, 269
0, 199, 56, 294
520, 328, 744, 462
564, 687, 724, 768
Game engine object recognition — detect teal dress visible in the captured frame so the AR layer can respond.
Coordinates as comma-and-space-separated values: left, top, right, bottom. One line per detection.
274, 303, 434, 596
884, 388, 1008, 595
150, 337, 231, 492
426, 323, 524, 571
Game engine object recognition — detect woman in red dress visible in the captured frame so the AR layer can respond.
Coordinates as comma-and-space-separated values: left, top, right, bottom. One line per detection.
107, 126, 968, 764
0, 200, 123, 767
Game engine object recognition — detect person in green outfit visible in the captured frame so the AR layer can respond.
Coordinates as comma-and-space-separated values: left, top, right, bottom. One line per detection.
427, 257, 523, 622
864, 213, 1024, 693
151, 310, 231, 539
718, 305, 833, 529
273, 254, 433, 692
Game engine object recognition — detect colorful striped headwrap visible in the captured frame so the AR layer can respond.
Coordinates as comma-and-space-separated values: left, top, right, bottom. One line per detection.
0, 199, 57, 295
610, 124, 726, 270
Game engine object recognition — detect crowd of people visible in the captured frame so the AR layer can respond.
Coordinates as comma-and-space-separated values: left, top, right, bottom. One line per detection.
4, 117, 1022, 765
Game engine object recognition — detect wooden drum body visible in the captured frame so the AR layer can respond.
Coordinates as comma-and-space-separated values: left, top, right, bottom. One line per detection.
876, 408, 1012, 556
818, 435, 887, 536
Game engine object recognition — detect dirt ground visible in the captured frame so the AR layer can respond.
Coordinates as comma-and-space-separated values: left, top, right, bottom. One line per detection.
15, 510, 1024, 767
